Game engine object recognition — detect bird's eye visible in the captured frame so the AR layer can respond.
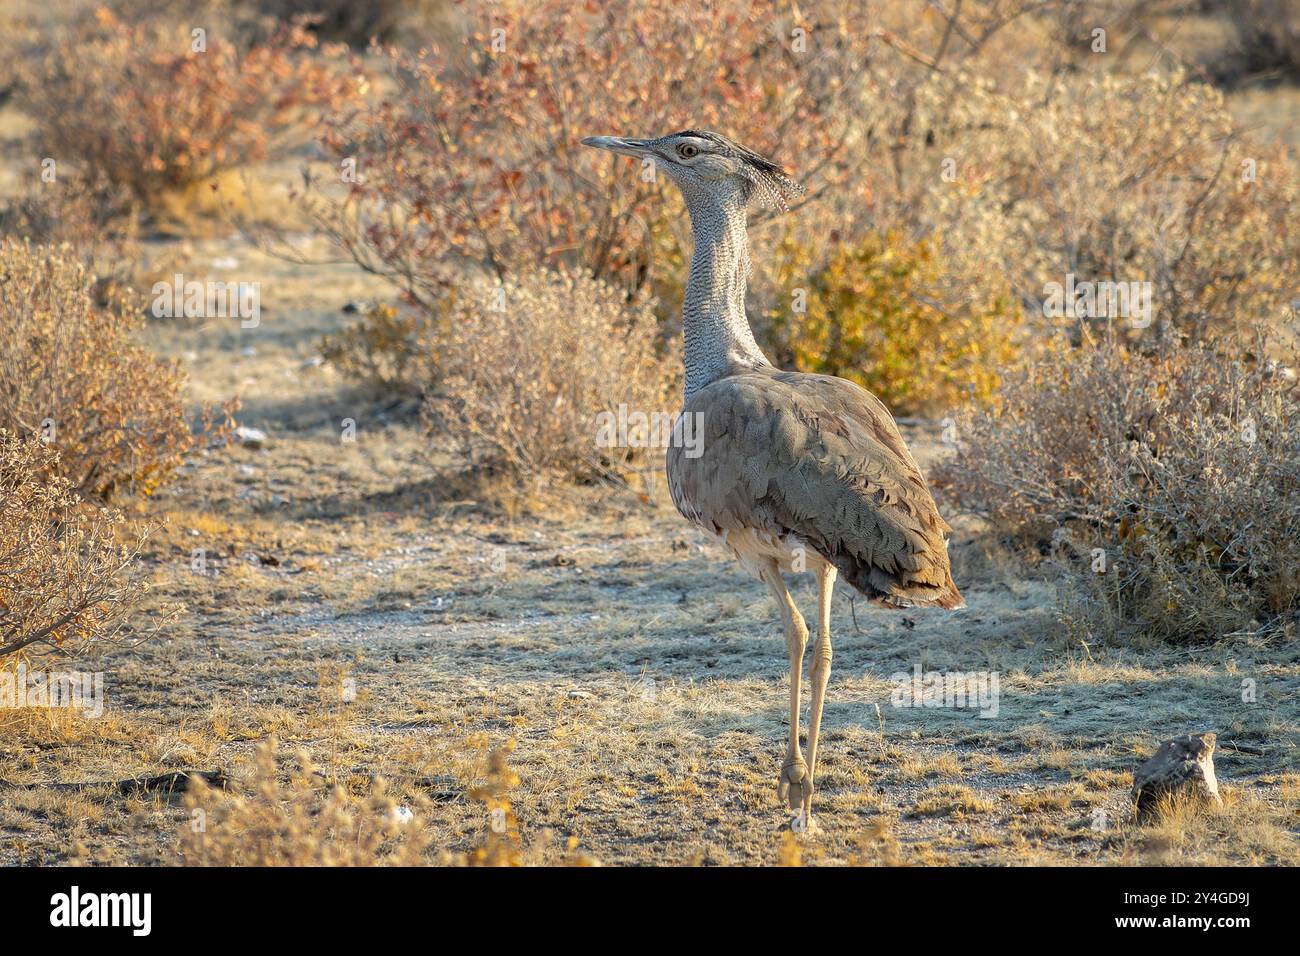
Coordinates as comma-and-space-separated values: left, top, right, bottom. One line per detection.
677, 144, 699, 159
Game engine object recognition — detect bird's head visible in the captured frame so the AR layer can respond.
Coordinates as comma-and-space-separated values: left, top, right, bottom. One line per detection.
581, 129, 803, 214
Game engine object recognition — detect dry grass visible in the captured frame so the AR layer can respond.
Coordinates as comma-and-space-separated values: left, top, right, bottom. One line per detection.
912, 784, 997, 818
1, 306, 1293, 865
179, 739, 433, 866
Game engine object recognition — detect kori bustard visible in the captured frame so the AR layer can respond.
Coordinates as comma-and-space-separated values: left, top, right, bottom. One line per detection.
583, 130, 964, 832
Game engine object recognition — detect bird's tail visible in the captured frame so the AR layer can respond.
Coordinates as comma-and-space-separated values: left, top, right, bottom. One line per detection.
931, 581, 967, 611
875, 582, 965, 611
848, 561, 966, 611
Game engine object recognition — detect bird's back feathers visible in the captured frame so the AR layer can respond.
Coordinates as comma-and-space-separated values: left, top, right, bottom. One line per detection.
667, 368, 964, 609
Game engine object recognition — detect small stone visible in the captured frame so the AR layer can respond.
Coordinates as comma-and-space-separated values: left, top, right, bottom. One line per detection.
1263, 360, 1297, 385
1131, 732, 1222, 821
233, 425, 267, 448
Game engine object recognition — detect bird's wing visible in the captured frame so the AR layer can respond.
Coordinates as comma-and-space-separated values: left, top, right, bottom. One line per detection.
668, 369, 963, 608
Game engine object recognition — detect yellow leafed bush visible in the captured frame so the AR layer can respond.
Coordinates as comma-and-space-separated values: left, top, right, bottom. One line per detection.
765, 232, 1020, 416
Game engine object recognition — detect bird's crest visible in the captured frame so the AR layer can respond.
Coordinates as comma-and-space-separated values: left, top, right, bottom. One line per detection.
674, 129, 806, 212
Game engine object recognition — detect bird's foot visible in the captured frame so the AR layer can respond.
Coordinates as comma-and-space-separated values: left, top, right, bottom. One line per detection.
788, 807, 820, 836
778, 755, 811, 811
778, 758, 820, 835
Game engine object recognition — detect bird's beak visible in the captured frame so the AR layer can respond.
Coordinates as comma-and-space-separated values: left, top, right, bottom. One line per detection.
581, 135, 653, 158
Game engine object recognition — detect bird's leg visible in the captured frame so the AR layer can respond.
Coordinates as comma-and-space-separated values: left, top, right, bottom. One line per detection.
761, 562, 810, 825
803, 563, 837, 830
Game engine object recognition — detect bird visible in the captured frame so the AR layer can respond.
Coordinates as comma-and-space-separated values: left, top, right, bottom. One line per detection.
582, 130, 964, 833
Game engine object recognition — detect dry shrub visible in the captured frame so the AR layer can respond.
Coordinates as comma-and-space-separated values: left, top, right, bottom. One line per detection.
0, 432, 151, 661
0, 175, 135, 246
466, 741, 523, 867
460, 739, 598, 867
696, 5, 1300, 349
179, 737, 589, 866
320, 304, 431, 396
253, 0, 452, 46
0, 239, 227, 499
765, 232, 1019, 416
306, 0, 875, 305
937, 333, 1300, 642
892, 70, 1298, 345
303, 1, 1297, 379
180, 740, 431, 866
0, 178, 142, 307
18, 6, 357, 222
424, 269, 675, 481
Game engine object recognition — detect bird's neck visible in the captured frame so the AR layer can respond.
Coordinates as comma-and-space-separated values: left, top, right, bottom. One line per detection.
681, 195, 771, 401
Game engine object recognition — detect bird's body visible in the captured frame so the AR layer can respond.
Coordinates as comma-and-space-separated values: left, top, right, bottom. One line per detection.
668, 368, 963, 609
583, 129, 963, 832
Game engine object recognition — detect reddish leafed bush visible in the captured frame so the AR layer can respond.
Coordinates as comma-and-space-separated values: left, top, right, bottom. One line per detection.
19, 6, 358, 219
305, 0, 874, 306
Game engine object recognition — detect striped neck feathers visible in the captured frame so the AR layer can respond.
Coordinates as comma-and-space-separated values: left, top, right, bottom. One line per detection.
679, 185, 771, 401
